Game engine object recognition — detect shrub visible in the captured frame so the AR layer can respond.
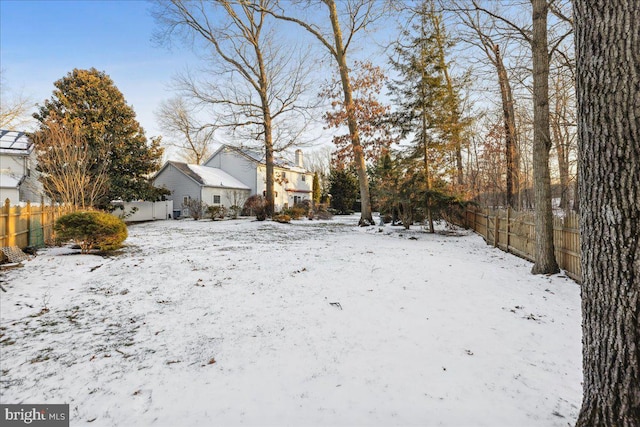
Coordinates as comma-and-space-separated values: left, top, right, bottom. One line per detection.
281, 205, 306, 220
312, 203, 334, 220
183, 198, 207, 220
273, 214, 291, 223
242, 195, 267, 221
54, 211, 128, 253
228, 205, 242, 219
207, 205, 227, 220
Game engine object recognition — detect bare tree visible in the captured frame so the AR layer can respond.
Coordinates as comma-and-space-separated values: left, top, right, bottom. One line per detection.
457, 0, 565, 273
32, 120, 109, 209
574, 1, 640, 425
153, 0, 315, 216
549, 58, 576, 212
0, 69, 33, 129
265, 0, 391, 226
450, 1, 523, 209
224, 189, 248, 218
156, 96, 217, 164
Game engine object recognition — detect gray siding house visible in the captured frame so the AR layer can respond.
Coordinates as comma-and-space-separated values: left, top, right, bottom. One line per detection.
153, 161, 251, 217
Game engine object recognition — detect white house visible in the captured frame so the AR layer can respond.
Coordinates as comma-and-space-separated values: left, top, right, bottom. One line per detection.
0, 130, 47, 205
204, 145, 313, 211
153, 161, 251, 217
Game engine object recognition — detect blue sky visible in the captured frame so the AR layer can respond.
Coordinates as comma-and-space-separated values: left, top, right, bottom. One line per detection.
1, 0, 194, 138
1, 0, 424, 159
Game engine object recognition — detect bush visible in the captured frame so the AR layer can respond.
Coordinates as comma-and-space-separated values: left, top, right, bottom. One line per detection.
281, 205, 306, 220
273, 214, 291, 223
183, 198, 207, 220
242, 195, 267, 221
228, 205, 242, 219
207, 205, 227, 220
54, 211, 128, 253
313, 203, 334, 220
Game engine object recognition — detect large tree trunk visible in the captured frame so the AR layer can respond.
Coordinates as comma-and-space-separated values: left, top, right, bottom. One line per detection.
493, 44, 520, 210
574, 1, 640, 425
326, 0, 374, 226
257, 38, 275, 217
530, 0, 559, 275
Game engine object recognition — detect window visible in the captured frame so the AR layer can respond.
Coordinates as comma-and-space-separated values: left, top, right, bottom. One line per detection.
213, 195, 221, 204
183, 196, 190, 205
301, 174, 306, 181
282, 172, 286, 178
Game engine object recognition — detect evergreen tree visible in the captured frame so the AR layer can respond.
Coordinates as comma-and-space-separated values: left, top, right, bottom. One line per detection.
312, 172, 322, 205
388, 0, 451, 232
33, 68, 164, 206
328, 167, 358, 215
370, 152, 400, 222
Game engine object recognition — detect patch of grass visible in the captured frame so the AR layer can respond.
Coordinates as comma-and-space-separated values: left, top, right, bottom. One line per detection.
30, 347, 54, 364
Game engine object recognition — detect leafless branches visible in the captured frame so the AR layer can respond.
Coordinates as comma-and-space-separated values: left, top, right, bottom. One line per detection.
0, 70, 34, 129
32, 121, 108, 209
156, 96, 217, 164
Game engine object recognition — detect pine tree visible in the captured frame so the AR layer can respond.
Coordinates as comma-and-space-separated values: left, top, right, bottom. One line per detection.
388, 0, 451, 233
312, 172, 321, 205
370, 152, 399, 223
328, 167, 359, 215
33, 68, 164, 206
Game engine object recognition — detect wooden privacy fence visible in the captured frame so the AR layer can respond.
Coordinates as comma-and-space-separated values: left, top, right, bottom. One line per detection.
463, 207, 582, 283
1, 199, 74, 254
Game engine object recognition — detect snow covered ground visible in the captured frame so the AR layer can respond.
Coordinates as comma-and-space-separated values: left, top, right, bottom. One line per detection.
0, 215, 582, 427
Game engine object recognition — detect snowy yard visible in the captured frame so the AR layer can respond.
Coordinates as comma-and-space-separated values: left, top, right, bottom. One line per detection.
0, 216, 582, 426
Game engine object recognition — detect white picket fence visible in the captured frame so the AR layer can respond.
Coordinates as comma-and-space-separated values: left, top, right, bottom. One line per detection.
111, 201, 174, 222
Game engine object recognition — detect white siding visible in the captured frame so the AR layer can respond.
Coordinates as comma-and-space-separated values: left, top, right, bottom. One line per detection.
205, 146, 313, 211
206, 148, 258, 194
202, 187, 251, 207
0, 151, 47, 204
112, 200, 174, 221
0, 188, 19, 204
153, 163, 202, 212
282, 169, 313, 209
0, 153, 24, 173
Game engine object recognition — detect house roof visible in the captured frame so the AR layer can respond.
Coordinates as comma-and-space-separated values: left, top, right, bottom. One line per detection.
0, 130, 33, 155
169, 161, 250, 190
208, 144, 310, 174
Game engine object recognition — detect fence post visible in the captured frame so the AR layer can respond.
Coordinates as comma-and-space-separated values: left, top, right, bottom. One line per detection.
494, 212, 500, 247
26, 200, 32, 247
506, 207, 511, 253
4, 198, 12, 247
40, 195, 46, 244
485, 209, 491, 245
